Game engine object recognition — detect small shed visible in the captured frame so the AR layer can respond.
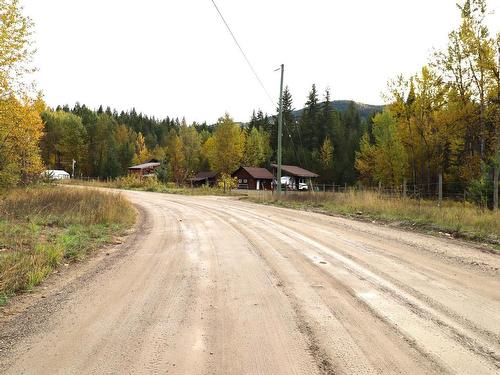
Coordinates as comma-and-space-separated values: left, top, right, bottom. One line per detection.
271, 164, 319, 190
189, 171, 219, 187
128, 159, 160, 176
232, 166, 273, 190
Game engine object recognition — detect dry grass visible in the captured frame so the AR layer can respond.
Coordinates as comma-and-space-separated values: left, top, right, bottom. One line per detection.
248, 190, 500, 242
0, 186, 136, 303
1, 186, 135, 226
61, 176, 238, 196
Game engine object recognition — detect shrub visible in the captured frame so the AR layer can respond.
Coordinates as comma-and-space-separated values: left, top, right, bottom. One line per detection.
467, 177, 492, 208
217, 173, 238, 191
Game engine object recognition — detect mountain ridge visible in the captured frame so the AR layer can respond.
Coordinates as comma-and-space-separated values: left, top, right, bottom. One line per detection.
292, 100, 384, 120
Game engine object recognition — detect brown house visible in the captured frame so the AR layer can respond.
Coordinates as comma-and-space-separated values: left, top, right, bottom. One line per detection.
189, 171, 219, 187
128, 159, 161, 176
231, 166, 273, 190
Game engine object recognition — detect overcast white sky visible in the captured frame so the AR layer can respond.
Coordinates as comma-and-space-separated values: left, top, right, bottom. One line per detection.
23, 0, 500, 124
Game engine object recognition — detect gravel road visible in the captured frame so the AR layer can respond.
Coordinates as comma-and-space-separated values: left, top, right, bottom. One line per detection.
1, 190, 499, 374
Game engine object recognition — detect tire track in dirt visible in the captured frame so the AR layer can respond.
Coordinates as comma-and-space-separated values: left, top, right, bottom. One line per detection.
180, 196, 499, 374
2, 191, 499, 375
172, 198, 443, 374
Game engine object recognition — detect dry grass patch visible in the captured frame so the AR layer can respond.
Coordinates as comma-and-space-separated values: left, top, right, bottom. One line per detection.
0, 186, 136, 304
61, 176, 237, 196
249, 190, 500, 242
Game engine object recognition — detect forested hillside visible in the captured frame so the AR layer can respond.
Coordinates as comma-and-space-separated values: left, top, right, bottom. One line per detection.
42, 90, 376, 185
292, 100, 384, 120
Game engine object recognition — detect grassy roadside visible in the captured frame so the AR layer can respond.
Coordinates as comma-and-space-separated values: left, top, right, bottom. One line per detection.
245, 190, 500, 246
61, 176, 239, 196
0, 186, 136, 305
61, 177, 499, 247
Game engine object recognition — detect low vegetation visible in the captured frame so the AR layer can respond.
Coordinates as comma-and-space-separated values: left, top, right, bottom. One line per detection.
61, 175, 239, 196
248, 190, 500, 243
0, 186, 136, 305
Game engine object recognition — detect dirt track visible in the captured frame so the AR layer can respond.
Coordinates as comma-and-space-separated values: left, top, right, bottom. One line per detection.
1, 190, 500, 374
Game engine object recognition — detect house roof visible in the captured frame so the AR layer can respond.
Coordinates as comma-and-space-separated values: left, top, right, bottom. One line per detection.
190, 171, 218, 182
129, 161, 161, 170
271, 164, 319, 178
233, 166, 273, 180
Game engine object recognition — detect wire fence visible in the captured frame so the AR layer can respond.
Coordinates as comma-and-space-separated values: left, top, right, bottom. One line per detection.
244, 179, 498, 207
71, 175, 498, 208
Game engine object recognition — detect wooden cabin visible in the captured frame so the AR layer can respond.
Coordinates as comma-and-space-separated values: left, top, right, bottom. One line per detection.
231, 166, 273, 190
128, 159, 161, 176
189, 171, 219, 187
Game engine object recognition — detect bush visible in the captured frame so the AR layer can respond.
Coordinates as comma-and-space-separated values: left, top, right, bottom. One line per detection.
217, 173, 238, 191
155, 157, 170, 183
467, 176, 492, 208
111, 174, 164, 191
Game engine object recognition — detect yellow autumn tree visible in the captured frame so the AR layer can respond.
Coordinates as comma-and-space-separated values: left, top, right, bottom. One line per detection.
0, 1, 43, 186
355, 111, 407, 188
0, 0, 35, 97
209, 114, 245, 174
132, 132, 150, 165
319, 136, 334, 169
0, 96, 44, 185
167, 134, 186, 185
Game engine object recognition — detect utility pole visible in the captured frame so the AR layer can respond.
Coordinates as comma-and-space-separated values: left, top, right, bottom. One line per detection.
72, 159, 76, 179
494, 46, 500, 211
276, 64, 284, 196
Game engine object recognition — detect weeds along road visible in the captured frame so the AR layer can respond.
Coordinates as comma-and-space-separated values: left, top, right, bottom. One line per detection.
2, 190, 500, 374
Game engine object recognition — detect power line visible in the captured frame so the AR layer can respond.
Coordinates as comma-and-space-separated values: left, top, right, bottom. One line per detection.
209, 0, 275, 106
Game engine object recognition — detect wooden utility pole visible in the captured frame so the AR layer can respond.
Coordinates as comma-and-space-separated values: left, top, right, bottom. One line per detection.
276, 64, 284, 196
438, 172, 443, 206
493, 47, 500, 211
494, 166, 498, 211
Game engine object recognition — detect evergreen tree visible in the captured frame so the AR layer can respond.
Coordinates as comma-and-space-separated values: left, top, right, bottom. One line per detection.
155, 155, 170, 183
299, 84, 320, 150
40, 110, 87, 173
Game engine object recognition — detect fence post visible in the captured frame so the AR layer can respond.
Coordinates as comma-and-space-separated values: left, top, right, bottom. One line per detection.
378, 181, 382, 195
323, 184, 325, 192
494, 165, 498, 211
438, 172, 443, 206
402, 178, 407, 198
332, 183, 335, 193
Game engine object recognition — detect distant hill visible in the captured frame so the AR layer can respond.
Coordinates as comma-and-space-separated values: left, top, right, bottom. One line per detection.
292, 100, 384, 120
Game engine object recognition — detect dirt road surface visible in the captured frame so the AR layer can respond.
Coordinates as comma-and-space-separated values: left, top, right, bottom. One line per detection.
1, 190, 500, 374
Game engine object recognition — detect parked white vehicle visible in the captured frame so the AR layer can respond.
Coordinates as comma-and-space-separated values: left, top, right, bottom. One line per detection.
280, 176, 309, 190
297, 179, 309, 190
41, 170, 70, 180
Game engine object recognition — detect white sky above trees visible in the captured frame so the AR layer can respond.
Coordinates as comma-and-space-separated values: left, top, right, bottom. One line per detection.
23, 0, 500, 124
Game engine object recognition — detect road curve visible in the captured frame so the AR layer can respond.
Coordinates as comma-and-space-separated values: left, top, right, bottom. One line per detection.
1, 190, 500, 374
